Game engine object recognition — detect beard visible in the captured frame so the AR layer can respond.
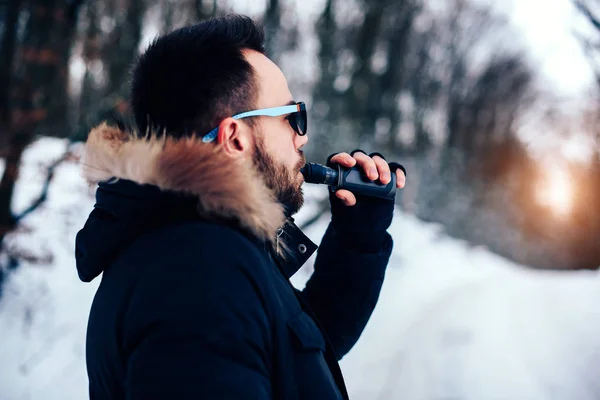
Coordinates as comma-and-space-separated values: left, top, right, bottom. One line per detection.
252, 135, 305, 217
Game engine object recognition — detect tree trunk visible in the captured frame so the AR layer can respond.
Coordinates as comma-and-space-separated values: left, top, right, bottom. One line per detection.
349, 0, 388, 146
263, 0, 281, 60
42, 1, 84, 138
414, 109, 431, 153
77, 1, 101, 134
0, 0, 22, 144
0, 0, 84, 244
310, 0, 339, 161
381, 1, 419, 152
409, 27, 440, 155
195, 0, 218, 21
105, 0, 143, 98
315, 0, 336, 103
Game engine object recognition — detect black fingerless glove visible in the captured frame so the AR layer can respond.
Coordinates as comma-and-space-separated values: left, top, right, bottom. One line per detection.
326, 149, 405, 252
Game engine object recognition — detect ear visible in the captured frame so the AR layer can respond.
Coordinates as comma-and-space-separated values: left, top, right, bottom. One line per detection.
216, 117, 253, 158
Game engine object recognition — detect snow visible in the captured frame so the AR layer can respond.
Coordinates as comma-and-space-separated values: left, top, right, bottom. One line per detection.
2, 138, 600, 399
0, 138, 97, 400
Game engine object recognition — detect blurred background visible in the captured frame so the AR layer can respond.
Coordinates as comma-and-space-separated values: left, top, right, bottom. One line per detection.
1, 0, 600, 272
1, 0, 600, 399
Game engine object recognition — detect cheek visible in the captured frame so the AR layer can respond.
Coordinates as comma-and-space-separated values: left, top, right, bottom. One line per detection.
262, 123, 297, 162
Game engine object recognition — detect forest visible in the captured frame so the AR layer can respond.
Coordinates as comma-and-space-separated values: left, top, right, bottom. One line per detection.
0, 0, 599, 278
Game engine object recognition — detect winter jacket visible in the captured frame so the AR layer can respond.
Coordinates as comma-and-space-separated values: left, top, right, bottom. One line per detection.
75, 123, 395, 399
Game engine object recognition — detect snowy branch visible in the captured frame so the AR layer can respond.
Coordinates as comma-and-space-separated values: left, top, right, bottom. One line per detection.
574, 0, 600, 32
13, 147, 74, 224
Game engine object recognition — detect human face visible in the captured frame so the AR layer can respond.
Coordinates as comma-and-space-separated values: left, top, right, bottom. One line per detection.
243, 50, 308, 214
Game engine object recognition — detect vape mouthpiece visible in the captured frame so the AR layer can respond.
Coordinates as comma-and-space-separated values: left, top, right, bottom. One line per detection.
301, 163, 338, 185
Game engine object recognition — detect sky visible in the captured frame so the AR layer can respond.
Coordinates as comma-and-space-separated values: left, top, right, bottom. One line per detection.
500, 0, 595, 97
485, 0, 598, 162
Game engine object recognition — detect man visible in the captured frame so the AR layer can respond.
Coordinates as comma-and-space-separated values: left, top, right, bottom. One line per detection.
75, 14, 405, 400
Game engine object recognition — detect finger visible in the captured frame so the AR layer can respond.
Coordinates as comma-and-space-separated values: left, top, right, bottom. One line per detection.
372, 155, 391, 184
396, 169, 406, 189
352, 152, 378, 181
335, 189, 357, 206
329, 152, 356, 168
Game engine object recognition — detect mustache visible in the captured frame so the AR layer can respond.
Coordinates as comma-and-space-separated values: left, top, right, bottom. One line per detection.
296, 151, 306, 170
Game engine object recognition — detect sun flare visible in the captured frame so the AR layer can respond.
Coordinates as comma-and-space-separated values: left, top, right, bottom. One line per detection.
535, 168, 573, 217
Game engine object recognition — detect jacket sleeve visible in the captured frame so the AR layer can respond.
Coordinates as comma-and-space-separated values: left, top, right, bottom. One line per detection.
300, 191, 394, 360
122, 230, 272, 399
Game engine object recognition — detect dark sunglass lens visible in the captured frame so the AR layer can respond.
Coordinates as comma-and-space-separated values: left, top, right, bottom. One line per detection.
287, 114, 300, 135
299, 109, 307, 135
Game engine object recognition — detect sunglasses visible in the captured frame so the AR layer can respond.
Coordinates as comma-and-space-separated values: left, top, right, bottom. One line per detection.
202, 101, 307, 143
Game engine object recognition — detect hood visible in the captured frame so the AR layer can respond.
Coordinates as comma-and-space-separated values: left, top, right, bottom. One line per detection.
75, 123, 286, 282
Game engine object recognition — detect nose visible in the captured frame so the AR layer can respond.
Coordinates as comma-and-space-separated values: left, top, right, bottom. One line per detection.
295, 132, 308, 150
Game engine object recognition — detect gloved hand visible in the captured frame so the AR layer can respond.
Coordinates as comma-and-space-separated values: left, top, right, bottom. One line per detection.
326, 150, 406, 251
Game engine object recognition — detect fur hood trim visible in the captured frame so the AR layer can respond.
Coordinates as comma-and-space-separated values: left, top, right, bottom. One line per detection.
81, 123, 286, 242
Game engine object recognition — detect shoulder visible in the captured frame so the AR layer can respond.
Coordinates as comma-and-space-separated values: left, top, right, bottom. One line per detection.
130, 220, 269, 272
122, 220, 274, 311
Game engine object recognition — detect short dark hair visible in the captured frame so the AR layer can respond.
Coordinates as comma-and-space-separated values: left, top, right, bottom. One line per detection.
130, 14, 266, 139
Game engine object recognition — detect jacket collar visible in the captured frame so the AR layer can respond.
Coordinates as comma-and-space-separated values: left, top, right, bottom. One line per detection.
270, 217, 318, 279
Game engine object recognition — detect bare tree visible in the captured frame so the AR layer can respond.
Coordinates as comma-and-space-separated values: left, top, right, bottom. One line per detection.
378, 0, 422, 152
195, 0, 218, 21
77, 1, 102, 136
309, 0, 344, 161
75, 0, 146, 143
311, 0, 420, 153
456, 53, 535, 155
346, 0, 389, 147
104, 0, 143, 98
405, 24, 442, 153
263, 0, 281, 58
442, 0, 507, 153
0, 0, 23, 151
573, 0, 600, 86
0, 0, 84, 244
572, 0, 600, 160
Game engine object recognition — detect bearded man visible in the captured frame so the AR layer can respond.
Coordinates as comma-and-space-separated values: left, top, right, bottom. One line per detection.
75, 14, 405, 400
